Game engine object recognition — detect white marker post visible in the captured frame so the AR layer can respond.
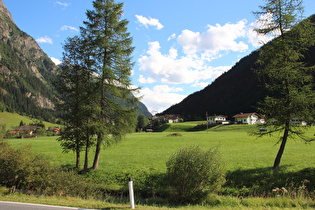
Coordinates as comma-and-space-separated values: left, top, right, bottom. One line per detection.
129, 177, 135, 209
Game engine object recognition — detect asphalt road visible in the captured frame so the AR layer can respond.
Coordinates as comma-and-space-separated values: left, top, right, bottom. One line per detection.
0, 201, 94, 210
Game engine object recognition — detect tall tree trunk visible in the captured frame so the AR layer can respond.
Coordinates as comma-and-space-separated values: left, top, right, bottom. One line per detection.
76, 139, 80, 169
92, 133, 102, 170
272, 121, 290, 169
84, 135, 89, 170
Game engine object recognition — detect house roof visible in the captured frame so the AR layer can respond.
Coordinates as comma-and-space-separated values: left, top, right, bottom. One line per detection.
233, 113, 261, 118
208, 115, 227, 118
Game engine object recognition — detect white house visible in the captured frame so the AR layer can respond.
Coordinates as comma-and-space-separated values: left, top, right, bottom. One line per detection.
233, 113, 264, 125
207, 115, 229, 124
153, 114, 181, 123
291, 119, 307, 126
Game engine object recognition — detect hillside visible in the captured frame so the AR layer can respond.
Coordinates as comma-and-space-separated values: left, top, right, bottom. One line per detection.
163, 14, 315, 121
0, 0, 151, 122
0, 111, 60, 129
0, 0, 58, 122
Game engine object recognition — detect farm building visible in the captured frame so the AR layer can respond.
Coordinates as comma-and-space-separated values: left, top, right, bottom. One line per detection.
233, 113, 265, 125
207, 115, 229, 125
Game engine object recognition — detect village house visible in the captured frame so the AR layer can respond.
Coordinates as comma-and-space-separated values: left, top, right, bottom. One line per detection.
154, 114, 181, 123
11, 125, 38, 135
50, 127, 60, 133
207, 115, 229, 125
233, 113, 265, 125
291, 119, 307, 126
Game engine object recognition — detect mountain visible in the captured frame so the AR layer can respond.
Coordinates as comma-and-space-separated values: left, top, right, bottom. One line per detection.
163, 15, 315, 121
0, 0, 58, 122
0, 0, 151, 122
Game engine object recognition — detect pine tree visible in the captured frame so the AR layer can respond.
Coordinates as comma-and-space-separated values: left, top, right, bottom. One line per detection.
56, 36, 96, 169
82, 0, 138, 170
253, 0, 315, 169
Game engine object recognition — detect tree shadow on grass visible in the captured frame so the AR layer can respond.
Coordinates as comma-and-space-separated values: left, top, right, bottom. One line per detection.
223, 166, 315, 196
155, 124, 170, 132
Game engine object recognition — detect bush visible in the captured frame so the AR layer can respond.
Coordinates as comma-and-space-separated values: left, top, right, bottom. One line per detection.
166, 145, 226, 204
0, 141, 98, 198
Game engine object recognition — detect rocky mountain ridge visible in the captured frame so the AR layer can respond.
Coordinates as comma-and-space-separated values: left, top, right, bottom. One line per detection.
0, 1, 66, 121
0, 1, 152, 121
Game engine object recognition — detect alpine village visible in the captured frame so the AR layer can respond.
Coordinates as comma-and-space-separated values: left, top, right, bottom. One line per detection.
0, 0, 315, 209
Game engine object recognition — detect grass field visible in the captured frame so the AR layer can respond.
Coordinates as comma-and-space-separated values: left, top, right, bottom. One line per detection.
3, 123, 315, 208
7, 123, 315, 177
0, 111, 59, 129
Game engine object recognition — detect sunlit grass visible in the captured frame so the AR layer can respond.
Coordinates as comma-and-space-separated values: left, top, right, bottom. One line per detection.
7, 124, 315, 174
0, 111, 60, 129
4, 123, 315, 208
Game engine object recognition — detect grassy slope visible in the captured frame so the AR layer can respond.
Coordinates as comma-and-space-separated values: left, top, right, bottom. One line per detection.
0, 111, 59, 129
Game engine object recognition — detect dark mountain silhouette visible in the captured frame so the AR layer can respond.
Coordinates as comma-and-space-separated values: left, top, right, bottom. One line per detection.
163, 14, 315, 121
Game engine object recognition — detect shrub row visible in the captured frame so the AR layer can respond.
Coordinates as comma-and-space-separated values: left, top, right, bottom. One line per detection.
0, 140, 227, 205
0, 141, 99, 198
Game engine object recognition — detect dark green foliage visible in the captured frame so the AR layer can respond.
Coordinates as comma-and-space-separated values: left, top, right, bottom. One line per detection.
136, 114, 148, 132
56, 0, 139, 170
81, 0, 139, 170
253, 1, 315, 169
0, 141, 99, 198
166, 145, 226, 204
223, 167, 315, 198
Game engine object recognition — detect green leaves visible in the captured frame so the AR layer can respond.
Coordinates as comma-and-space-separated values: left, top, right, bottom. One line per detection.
166, 145, 226, 204
254, 0, 315, 168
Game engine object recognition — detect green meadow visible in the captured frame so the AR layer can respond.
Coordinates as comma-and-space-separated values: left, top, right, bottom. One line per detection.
4, 123, 315, 208
0, 111, 59, 129
7, 123, 315, 183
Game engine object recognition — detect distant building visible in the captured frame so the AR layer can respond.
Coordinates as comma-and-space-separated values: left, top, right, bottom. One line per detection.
233, 113, 264, 125
50, 127, 60, 133
207, 115, 229, 125
153, 114, 181, 123
291, 119, 307, 126
11, 125, 38, 135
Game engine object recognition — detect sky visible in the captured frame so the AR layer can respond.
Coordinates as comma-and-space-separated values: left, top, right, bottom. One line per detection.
3, 0, 315, 114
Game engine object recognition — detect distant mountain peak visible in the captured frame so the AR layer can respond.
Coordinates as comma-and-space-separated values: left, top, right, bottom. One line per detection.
0, 0, 14, 23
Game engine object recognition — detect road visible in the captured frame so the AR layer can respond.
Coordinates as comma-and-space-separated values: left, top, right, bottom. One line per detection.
0, 201, 95, 210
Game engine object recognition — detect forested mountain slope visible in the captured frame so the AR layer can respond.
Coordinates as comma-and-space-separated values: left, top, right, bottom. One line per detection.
163, 14, 315, 121
0, 0, 58, 122
0, 0, 151, 122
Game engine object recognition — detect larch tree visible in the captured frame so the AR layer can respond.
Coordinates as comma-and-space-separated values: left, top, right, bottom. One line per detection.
82, 0, 138, 170
253, 0, 315, 169
56, 36, 91, 169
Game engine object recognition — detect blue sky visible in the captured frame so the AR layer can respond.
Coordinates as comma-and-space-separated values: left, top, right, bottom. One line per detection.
3, 0, 315, 113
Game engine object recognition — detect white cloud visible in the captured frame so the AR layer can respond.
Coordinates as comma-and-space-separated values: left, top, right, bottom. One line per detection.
247, 13, 278, 47
168, 33, 176, 41
135, 86, 186, 113
178, 20, 249, 55
135, 15, 164, 30
51, 57, 62, 65
56, 1, 70, 7
138, 41, 230, 85
191, 81, 209, 88
136, 19, 272, 112
138, 75, 156, 84
60, 25, 79, 32
153, 85, 183, 93
36, 36, 53, 44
